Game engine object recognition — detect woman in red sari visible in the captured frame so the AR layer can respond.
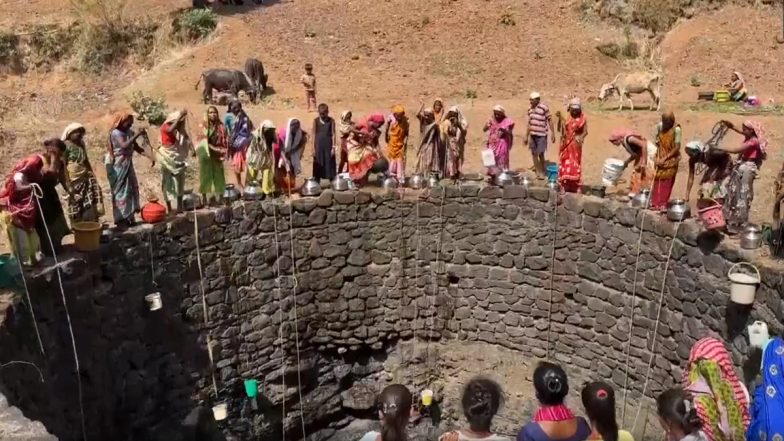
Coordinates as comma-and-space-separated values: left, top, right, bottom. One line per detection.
558, 98, 587, 193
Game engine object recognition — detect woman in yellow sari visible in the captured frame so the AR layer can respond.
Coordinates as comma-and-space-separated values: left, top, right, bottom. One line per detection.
248, 120, 277, 197
62, 123, 103, 222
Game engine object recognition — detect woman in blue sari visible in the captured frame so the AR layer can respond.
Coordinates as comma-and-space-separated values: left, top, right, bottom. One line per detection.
749, 337, 784, 441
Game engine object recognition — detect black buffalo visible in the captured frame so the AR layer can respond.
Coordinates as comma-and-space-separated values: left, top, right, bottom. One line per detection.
244, 58, 268, 92
195, 69, 258, 104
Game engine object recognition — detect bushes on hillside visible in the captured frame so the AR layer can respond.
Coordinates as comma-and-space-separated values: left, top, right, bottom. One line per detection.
173, 8, 218, 42
0, 32, 21, 68
128, 91, 169, 126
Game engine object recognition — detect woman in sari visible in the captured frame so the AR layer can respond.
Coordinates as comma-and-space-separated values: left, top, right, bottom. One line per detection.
386, 105, 409, 182
682, 337, 749, 441
441, 106, 468, 182
197, 106, 227, 205
725, 72, 747, 102
227, 100, 254, 190
609, 129, 657, 198
62, 123, 103, 222
106, 113, 152, 227
684, 141, 733, 204
248, 120, 277, 197
338, 111, 354, 174
35, 139, 70, 257
716, 119, 767, 234
416, 108, 446, 176
158, 110, 195, 213
275, 119, 308, 193
483, 105, 515, 180
347, 128, 381, 187
433, 98, 445, 123
558, 99, 587, 193
1, 140, 67, 264
650, 111, 682, 210
749, 337, 784, 441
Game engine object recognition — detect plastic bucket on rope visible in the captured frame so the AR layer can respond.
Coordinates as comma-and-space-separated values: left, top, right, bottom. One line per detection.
696, 198, 726, 230
72, 221, 102, 252
545, 164, 559, 182
145, 292, 162, 311
602, 158, 625, 186
244, 379, 259, 398
748, 321, 770, 349
421, 389, 434, 407
728, 262, 760, 305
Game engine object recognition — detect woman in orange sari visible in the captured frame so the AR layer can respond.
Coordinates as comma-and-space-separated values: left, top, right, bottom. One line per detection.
650, 111, 681, 210
558, 98, 587, 193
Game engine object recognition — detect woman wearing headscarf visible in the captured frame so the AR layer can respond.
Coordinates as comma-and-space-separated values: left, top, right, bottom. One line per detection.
715, 119, 767, 234
312, 103, 337, 182
0, 139, 68, 264
684, 141, 732, 204
441, 106, 468, 182
558, 99, 587, 193
682, 337, 749, 441
227, 100, 254, 190
483, 105, 515, 180
416, 107, 446, 176
62, 123, 103, 222
248, 120, 277, 197
158, 110, 195, 213
725, 72, 747, 102
608, 129, 657, 198
275, 118, 308, 193
433, 98, 445, 123
749, 337, 784, 441
338, 111, 355, 174
650, 111, 682, 210
106, 112, 152, 227
386, 105, 410, 182
197, 106, 227, 205
347, 118, 384, 187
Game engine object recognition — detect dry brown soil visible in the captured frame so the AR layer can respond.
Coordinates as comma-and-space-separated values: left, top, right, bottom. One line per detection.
1, 0, 784, 252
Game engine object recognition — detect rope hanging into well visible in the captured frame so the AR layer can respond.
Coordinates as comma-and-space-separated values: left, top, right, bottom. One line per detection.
30, 182, 87, 440
285, 187, 308, 441
631, 221, 683, 432
12, 245, 46, 357
425, 178, 448, 374
271, 202, 286, 441
194, 213, 220, 398
545, 190, 558, 361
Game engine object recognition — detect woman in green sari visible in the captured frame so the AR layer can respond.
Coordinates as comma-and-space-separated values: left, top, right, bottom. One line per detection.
197, 106, 227, 205
61, 123, 103, 222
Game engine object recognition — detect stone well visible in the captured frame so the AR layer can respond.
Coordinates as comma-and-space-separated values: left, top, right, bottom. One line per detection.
0, 185, 781, 441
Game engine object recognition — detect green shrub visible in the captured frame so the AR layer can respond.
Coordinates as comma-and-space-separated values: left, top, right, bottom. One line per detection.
128, 90, 168, 126
0, 32, 20, 66
173, 8, 217, 42
631, 0, 680, 33
74, 22, 157, 73
28, 25, 77, 69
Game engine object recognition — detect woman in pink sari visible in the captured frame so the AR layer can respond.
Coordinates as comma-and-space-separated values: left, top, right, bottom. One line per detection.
483, 105, 515, 179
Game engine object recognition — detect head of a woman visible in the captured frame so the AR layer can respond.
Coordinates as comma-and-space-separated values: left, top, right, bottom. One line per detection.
657, 388, 702, 441
741, 121, 756, 139
43, 138, 66, 163
115, 114, 134, 132
568, 99, 582, 118
229, 100, 242, 116
581, 382, 619, 441
207, 106, 220, 124
392, 105, 405, 121
533, 362, 569, 406
433, 99, 443, 113
378, 384, 412, 441
63, 123, 86, 145
290, 119, 301, 134
492, 105, 506, 123
461, 377, 503, 433
661, 111, 676, 131
261, 121, 276, 144
731, 72, 739, 81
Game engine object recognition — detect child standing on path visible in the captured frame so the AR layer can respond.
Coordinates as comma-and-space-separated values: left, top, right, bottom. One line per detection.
301, 63, 317, 112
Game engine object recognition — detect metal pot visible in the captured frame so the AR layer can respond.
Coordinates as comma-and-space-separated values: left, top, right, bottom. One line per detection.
223, 184, 240, 203
741, 224, 763, 250
382, 176, 399, 190
243, 180, 262, 201
666, 199, 691, 222
410, 174, 426, 190
182, 190, 201, 211
428, 173, 441, 188
495, 169, 520, 187
520, 175, 532, 190
301, 177, 322, 197
630, 188, 651, 209
333, 175, 350, 191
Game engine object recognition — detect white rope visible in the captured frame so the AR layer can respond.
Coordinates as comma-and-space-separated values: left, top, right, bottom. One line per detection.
193, 213, 219, 398
148, 231, 158, 288
620, 164, 658, 426
426, 178, 447, 374
0, 360, 44, 382
30, 182, 87, 441
545, 189, 558, 360
631, 221, 682, 432
271, 203, 286, 441
12, 249, 46, 357
285, 187, 308, 441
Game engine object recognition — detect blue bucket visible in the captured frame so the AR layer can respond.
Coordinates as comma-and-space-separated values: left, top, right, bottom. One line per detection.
546, 164, 559, 182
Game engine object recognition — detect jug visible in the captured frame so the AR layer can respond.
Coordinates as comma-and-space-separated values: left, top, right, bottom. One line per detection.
740, 224, 763, 250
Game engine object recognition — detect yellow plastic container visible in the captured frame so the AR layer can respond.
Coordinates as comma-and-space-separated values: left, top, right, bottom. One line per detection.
714, 90, 731, 103
72, 221, 102, 252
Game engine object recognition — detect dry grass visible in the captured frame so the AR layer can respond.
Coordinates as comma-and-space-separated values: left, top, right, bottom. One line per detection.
630, 0, 681, 33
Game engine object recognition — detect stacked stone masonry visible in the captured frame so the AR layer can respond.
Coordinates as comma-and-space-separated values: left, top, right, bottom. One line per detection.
0, 184, 781, 440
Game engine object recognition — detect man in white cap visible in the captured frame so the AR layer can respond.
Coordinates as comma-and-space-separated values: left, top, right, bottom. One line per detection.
525, 91, 555, 178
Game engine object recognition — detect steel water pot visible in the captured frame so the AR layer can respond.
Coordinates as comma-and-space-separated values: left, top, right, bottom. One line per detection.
630, 188, 651, 209
243, 181, 262, 201
410, 174, 426, 190
666, 199, 691, 222
223, 184, 240, 203
741, 224, 763, 250
301, 177, 322, 197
